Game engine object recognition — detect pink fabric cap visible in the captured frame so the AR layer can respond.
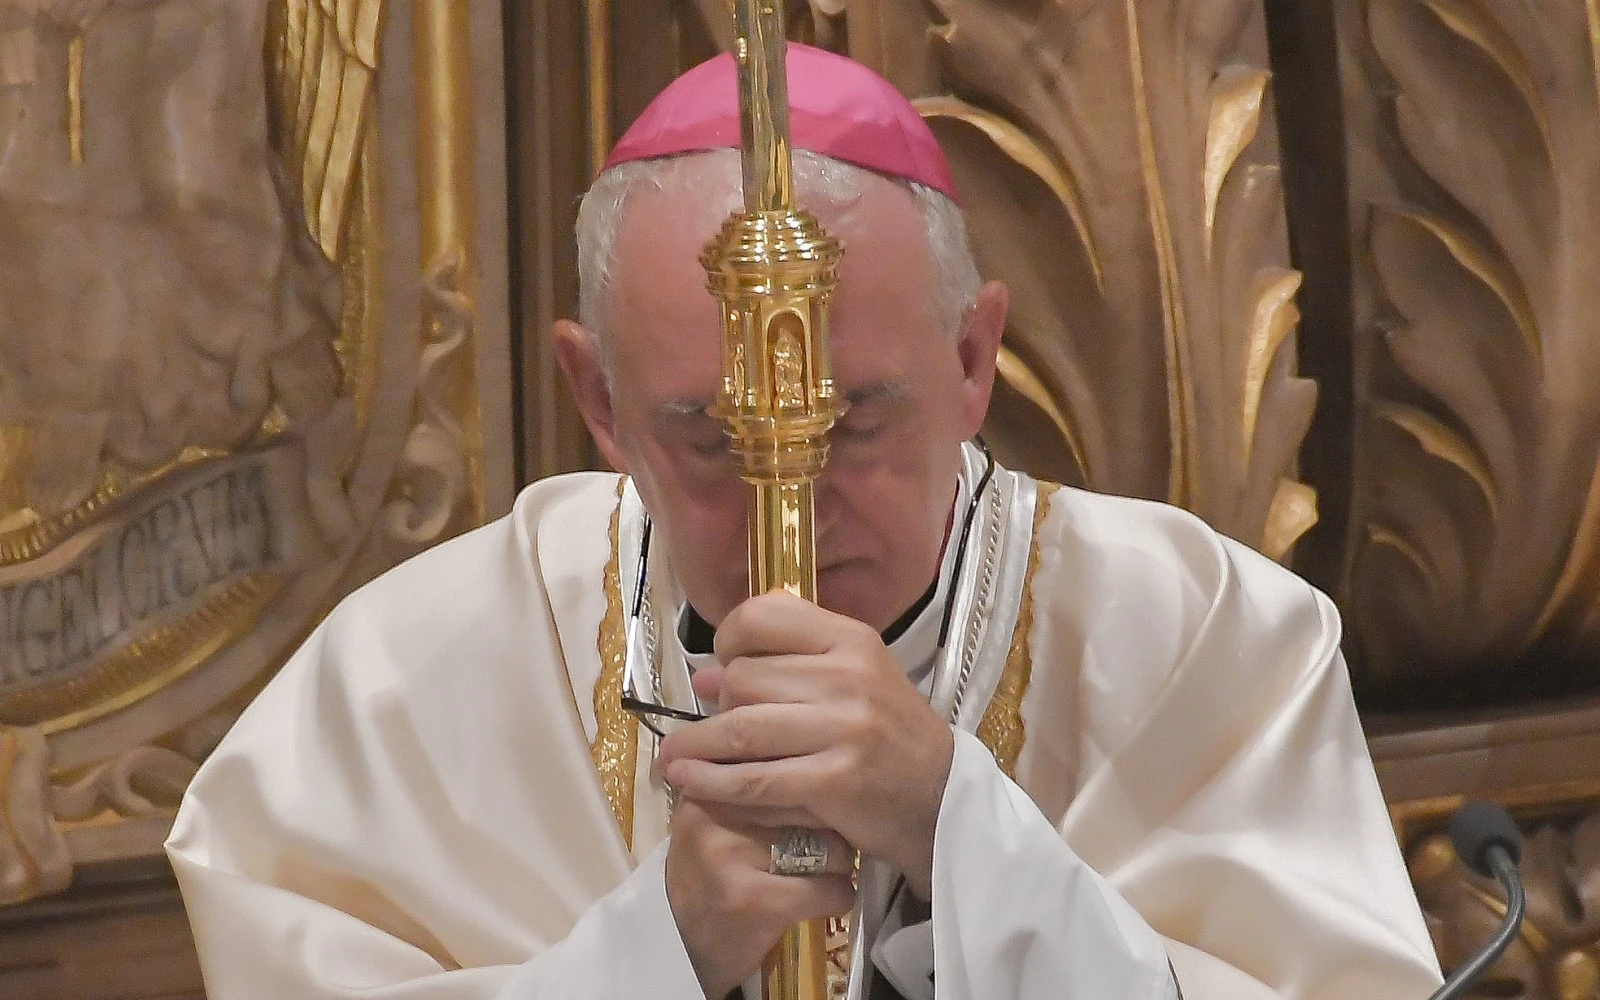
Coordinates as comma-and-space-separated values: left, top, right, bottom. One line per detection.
604, 43, 959, 202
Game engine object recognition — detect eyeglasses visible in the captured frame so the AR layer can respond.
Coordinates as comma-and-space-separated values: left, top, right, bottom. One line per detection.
621, 438, 996, 739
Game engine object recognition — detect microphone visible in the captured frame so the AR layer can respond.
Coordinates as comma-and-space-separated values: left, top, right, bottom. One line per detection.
1425, 802, 1525, 1000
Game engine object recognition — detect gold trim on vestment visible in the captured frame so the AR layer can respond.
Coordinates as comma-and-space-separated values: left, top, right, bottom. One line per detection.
976, 482, 1060, 778
591, 477, 637, 850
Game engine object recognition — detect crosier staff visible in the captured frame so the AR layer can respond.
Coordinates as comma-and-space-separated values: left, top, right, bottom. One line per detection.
698, 0, 846, 997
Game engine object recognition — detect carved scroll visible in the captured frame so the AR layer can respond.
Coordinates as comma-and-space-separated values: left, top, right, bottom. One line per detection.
1338, 0, 1600, 698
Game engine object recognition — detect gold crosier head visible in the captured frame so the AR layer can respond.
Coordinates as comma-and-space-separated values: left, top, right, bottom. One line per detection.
699, 2, 846, 606
696, 3, 845, 1000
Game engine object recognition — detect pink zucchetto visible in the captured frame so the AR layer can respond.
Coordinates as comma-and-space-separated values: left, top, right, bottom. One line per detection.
604, 43, 959, 202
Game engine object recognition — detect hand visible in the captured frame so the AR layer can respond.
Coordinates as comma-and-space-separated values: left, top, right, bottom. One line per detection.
664, 797, 855, 998
658, 589, 956, 899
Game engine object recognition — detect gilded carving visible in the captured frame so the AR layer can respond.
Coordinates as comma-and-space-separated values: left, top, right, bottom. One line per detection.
1338, 0, 1600, 696
0, 726, 68, 905
1397, 793, 1600, 1000
771, 323, 806, 410
384, 250, 477, 544
266, 0, 381, 263
0, 0, 504, 905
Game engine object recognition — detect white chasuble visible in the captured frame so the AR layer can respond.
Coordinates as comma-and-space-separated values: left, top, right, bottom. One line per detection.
167, 451, 1444, 1000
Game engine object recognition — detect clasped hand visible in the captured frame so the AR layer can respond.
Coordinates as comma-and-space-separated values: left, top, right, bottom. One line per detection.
658, 589, 954, 997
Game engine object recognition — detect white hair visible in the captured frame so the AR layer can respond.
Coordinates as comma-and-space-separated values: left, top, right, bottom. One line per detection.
574, 148, 981, 363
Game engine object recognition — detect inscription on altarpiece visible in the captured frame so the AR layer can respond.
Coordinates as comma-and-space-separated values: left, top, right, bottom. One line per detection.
0, 446, 314, 716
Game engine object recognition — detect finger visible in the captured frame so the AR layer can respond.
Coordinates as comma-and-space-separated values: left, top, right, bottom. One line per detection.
665, 752, 836, 811
705, 803, 824, 834
678, 804, 854, 877
675, 796, 825, 846
715, 590, 855, 662
718, 654, 851, 710
690, 664, 724, 703
757, 872, 857, 922
659, 703, 836, 767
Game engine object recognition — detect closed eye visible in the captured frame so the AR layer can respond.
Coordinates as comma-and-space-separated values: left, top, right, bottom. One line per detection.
690, 435, 730, 457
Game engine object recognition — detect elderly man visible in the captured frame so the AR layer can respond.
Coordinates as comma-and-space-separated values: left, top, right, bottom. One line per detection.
167, 44, 1443, 1000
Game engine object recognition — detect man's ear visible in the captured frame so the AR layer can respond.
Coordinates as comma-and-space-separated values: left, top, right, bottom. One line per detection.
553, 320, 630, 472
955, 280, 1009, 439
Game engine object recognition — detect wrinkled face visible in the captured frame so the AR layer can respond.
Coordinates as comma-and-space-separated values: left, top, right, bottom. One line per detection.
563, 159, 1003, 630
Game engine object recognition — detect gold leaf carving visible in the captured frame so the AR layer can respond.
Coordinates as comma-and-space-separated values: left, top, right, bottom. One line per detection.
383, 251, 474, 545
1241, 269, 1302, 464
914, 0, 1316, 560
1398, 795, 1600, 1000
268, 0, 385, 262
1373, 402, 1501, 521
994, 346, 1087, 483
1591, 0, 1600, 116
1343, 0, 1600, 693
1421, 0, 1554, 156
1390, 209, 1542, 365
1535, 461, 1600, 637
0, 726, 68, 906
1263, 479, 1318, 564
1203, 66, 1270, 255
916, 95, 1103, 289
5, 575, 282, 735
1368, 525, 1440, 599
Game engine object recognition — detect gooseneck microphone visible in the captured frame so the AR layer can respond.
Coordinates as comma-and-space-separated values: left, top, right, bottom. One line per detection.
1425, 802, 1526, 1000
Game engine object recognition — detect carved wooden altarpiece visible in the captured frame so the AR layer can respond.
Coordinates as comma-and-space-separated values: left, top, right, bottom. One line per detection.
0, 0, 512, 959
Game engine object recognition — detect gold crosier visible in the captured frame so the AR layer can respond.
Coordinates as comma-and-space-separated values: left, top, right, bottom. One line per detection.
698, 2, 845, 998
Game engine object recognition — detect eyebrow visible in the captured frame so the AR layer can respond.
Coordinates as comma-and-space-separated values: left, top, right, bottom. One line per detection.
651, 381, 909, 422
844, 381, 909, 408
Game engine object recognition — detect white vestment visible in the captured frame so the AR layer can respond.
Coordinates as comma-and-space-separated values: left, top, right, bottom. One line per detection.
167, 450, 1444, 999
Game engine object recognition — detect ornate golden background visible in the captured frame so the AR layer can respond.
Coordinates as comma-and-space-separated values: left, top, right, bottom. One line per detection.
1, 0, 1597, 997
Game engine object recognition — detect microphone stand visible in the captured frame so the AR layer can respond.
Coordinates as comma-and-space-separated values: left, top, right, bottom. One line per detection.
1425, 841, 1525, 1000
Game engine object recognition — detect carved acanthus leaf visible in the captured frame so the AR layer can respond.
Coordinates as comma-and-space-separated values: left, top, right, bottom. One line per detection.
1344, 0, 1600, 694
920, 0, 1315, 558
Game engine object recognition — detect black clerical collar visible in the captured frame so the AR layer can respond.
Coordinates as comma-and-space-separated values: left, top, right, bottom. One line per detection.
678, 577, 940, 657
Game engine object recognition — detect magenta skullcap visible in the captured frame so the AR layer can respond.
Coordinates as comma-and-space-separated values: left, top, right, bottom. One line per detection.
604, 43, 959, 202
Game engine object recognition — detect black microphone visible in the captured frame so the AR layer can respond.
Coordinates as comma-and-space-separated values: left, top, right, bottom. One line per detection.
1425, 802, 1525, 1000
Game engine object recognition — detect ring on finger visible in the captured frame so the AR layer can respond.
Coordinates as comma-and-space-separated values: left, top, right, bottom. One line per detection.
769, 827, 829, 877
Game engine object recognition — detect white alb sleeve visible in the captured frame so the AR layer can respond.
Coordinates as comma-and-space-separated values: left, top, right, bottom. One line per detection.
871, 730, 1178, 1000
494, 840, 705, 999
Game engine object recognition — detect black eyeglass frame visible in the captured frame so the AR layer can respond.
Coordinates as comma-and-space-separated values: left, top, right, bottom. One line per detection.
620, 437, 997, 739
